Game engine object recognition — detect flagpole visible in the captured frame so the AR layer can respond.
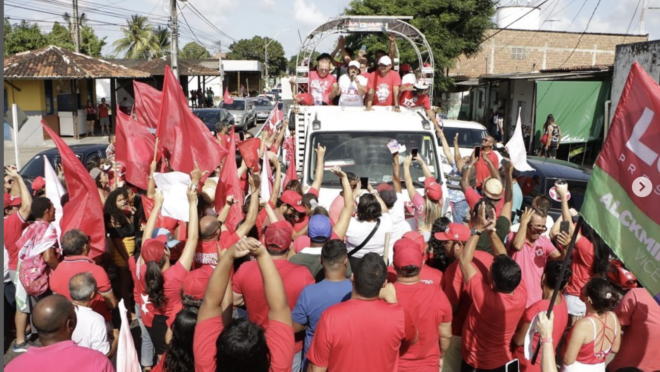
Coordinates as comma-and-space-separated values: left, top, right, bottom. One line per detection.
153, 137, 160, 163
531, 216, 583, 365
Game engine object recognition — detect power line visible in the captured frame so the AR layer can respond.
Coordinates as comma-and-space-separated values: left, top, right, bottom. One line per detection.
187, 3, 236, 42
481, 0, 553, 44
558, 0, 602, 67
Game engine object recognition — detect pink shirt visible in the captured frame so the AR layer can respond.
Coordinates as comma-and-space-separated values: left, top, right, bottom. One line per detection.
6, 340, 114, 372
506, 232, 558, 308
309, 71, 336, 105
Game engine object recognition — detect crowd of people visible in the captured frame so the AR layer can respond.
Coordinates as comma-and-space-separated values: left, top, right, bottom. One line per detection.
3, 36, 660, 372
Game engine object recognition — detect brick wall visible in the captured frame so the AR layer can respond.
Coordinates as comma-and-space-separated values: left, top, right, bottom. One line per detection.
451, 29, 648, 77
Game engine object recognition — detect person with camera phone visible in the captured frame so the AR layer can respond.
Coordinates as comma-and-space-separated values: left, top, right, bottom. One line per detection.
337, 61, 368, 106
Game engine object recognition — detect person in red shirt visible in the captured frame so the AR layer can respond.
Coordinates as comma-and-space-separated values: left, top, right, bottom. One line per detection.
309, 54, 338, 106
307, 252, 418, 372
98, 98, 110, 136
232, 220, 314, 371
436, 223, 494, 372
366, 56, 402, 110
398, 82, 441, 128
458, 212, 527, 371
392, 238, 452, 372
140, 175, 200, 361
194, 237, 295, 372
512, 261, 570, 372
462, 135, 500, 190
386, 231, 444, 285
461, 168, 505, 217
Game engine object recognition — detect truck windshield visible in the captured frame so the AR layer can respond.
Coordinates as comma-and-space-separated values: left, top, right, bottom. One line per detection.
440, 127, 487, 148
309, 131, 440, 188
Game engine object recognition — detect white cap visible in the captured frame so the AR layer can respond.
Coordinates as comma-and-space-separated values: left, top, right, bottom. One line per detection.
414, 82, 430, 90
378, 56, 392, 66
348, 61, 360, 70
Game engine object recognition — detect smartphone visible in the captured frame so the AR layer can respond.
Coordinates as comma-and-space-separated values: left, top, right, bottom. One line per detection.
505, 359, 520, 372
411, 148, 419, 160
560, 220, 570, 234
474, 146, 481, 158
360, 177, 369, 189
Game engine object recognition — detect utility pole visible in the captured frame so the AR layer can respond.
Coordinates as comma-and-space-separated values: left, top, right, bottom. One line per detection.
264, 38, 269, 90
72, 0, 81, 52
218, 40, 224, 98
170, 0, 180, 80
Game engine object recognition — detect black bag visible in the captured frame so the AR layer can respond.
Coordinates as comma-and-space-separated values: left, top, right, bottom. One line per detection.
347, 219, 381, 257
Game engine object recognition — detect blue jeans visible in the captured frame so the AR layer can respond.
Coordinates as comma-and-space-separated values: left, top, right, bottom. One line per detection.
452, 200, 469, 224
135, 304, 154, 367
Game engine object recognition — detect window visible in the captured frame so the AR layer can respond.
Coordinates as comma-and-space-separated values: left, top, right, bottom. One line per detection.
511, 47, 527, 60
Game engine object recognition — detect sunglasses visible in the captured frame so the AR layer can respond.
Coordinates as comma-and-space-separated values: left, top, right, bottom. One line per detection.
528, 223, 548, 231
318, 68, 330, 73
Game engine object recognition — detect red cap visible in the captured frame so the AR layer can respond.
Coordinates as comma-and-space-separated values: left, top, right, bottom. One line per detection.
31, 177, 45, 194
280, 190, 305, 213
141, 239, 166, 263
402, 231, 425, 253
434, 223, 470, 242
607, 259, 637, 289
265, 221, 293, 251
296, 93, 314, 106
4, 193, 21, 207
182, 265, 213, 299
393, 238, 423, 269
400, 63, 412, 73
376, 183, 394, 193
424, 177, 443, 202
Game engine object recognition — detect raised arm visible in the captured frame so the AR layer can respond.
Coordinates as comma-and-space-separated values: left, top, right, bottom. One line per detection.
273, 121, 287, 152
310, 144, 326, 192
403, 155, 416, 202
453, 134, 465, 170
556, 183, 575, 237
392, 153, 402, 194
388, 33, 396, 61
501, 161, 513, 223
367, 183, 389, 214
331, 167, 353, 240
511, 208, 533, 252
7, 167, 32, 221
177, 166, 204, 271
142, 190, 164, 242
458, 232, 480, 284
217, 195, 235, 225
482, 154, 500, 182
235, 176, 260, 238
416, 155, 434, 179
436, 130, 454, 166
329, 36, 345, 61
247, 238, 292, 326
147, 160, 157, 199
460, 157, 476, 193
270, 153, 282, 206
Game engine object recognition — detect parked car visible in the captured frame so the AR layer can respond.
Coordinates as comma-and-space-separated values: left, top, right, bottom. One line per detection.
253, 98, 274, 122
19, 144, 107, 190
219, 98, 257, 130
193, 108, 232, 135
518, 156, 592, 220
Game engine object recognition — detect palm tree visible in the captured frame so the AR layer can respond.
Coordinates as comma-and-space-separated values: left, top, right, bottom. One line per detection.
112, 15, 161, 59
152, 26, 171, 58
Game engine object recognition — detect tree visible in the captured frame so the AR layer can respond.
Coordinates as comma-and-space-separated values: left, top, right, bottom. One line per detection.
153, 26, 171, 57
112, 15, 161, 59
80, 25, 106, 57
227, 36, 287, 77
179, 42, 210, 59
4, 20, 48, 56
343, 0, 496, 91
287, 51, 320, 75
48, 22, 75, 51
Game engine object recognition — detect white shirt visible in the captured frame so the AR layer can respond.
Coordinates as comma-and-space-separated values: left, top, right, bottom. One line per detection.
72, 304, 110, 355
389, 193, 411, 244
346, 213, 394, 262
338, 74, 368, 106
509, 215, 555, 238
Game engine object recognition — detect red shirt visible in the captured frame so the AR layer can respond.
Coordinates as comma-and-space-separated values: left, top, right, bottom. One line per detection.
193, 316, 294, 372
309, 71, 337, 105
142, 261, 188, 328
307, 298, 416, 371
97, 103, 109, 118
474, 150, 500, 189
610, 288, 660, 372
5, 340, 114, 372
461, 273, 527, 369
394, 282, 452, 372
399, 90, 431, 110
195, 240, 221, 267
367, 70, 402, 106
518, 176, 536, 195
441, 251, 494, 336
49, 255, 113, 321
513, 297, 568, 372
387, 264, 443, 286
465, 187, 505, 217
563, 235, 595, 296
4, 213, 29, 270
232, 259, 314, 352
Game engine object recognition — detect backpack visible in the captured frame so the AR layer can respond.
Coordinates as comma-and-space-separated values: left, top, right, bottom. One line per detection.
18, 254, 49, 297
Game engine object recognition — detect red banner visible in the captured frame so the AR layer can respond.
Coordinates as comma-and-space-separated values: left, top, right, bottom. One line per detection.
133, 81, 162, 129
115, 109, 156, 190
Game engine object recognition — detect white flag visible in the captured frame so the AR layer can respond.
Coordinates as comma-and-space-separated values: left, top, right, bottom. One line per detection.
153, 172, 195, 222
44, 156, 66, 239
505, 108, 534, 172
116, 299, 141, 372
260, 150, 273, 203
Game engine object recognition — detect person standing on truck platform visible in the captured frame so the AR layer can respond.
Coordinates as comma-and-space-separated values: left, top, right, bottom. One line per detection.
309, 54, 338, 106
365, 56, 401, 111
337, 61, 368, 106
399, 82, 440, 129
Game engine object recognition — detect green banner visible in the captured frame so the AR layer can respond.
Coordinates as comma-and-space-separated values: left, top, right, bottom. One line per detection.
582, 167, 660, 302
535, 81, 611, 145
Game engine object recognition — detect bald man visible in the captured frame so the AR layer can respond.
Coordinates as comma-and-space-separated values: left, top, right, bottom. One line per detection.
6, 294, 114, 372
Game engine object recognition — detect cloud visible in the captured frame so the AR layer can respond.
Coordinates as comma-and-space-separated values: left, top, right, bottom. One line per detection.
292, 0, 329, 26
260, 0, 276, 13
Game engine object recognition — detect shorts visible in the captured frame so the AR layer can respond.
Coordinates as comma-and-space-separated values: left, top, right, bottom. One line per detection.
99, 117, 110, 127
547, 145, 558, 157
565, 294, 586, 316
86, 114, 96, 121
146, 314, 169, 355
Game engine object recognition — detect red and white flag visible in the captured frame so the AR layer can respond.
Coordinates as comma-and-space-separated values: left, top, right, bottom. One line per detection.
260, 149, 273, 203
223, 88, 234, 104
264, 102, 283, 133
43, 155, 66, 240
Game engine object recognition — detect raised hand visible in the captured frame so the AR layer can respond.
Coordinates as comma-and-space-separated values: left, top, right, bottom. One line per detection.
330, 165, 346, 179
520, 207, 535, 226
404, 154, 413, 168
190, 161, 208, 183
154, 190, 165, 205
226, 195, 236, 205
315, 143, 326, 158
186, 182, 198, 202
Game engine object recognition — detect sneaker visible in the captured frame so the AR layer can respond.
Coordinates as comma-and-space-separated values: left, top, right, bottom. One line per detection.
12, 341, 29, 353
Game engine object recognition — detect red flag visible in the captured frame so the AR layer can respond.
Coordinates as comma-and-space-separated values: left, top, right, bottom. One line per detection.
41, 121, 105, 258
115, 109, 156, 190
264, 102, 283, 134
283, 138, 299, 187
156, 66, 227, 177
237, 138, 261, 173
133, 81, 162, 129
215, 126, 245, 231
224, 88, 234, 104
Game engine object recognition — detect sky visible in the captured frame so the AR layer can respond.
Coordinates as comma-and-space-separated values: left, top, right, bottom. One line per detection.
4, 0, 660, 58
